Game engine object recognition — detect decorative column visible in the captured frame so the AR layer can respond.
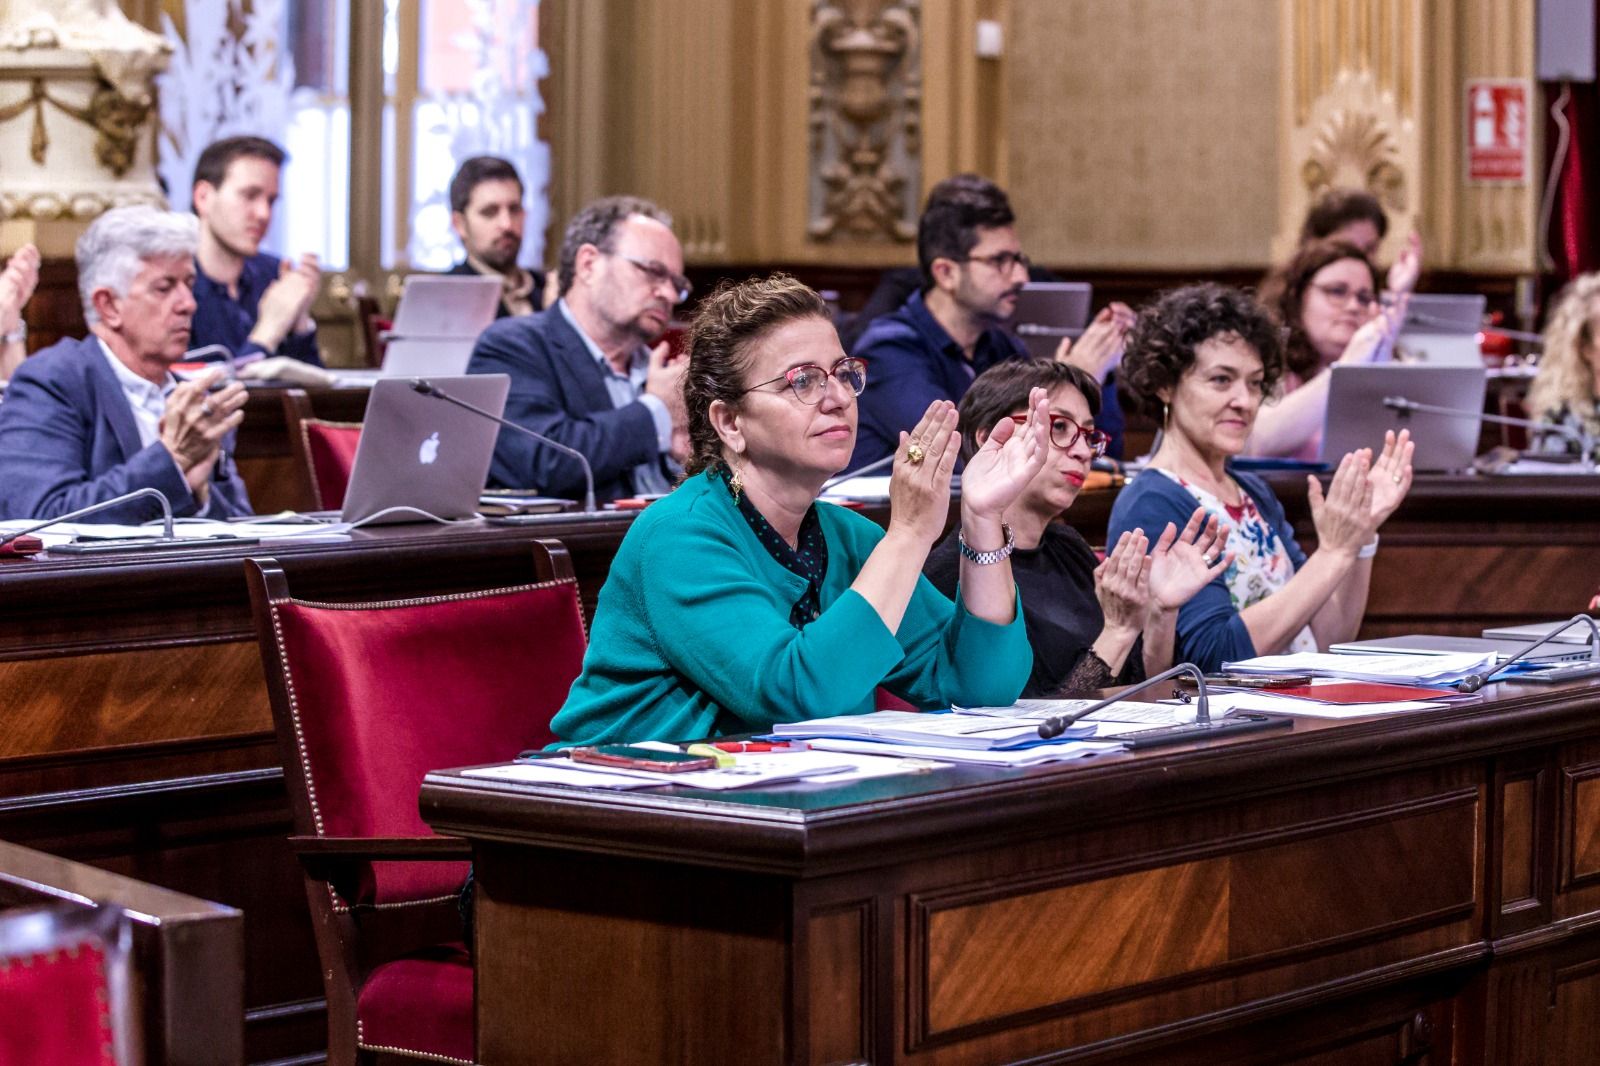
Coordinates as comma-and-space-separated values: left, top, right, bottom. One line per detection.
808, 0, 922, 243
0, 1, 170, 254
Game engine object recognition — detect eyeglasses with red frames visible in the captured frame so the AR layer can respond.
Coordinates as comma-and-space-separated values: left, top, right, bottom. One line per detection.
742, 356, 868, 405
1010, 412, 1110, 457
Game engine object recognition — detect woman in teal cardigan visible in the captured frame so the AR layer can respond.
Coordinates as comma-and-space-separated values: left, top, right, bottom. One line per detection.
552, 274, 1044, 745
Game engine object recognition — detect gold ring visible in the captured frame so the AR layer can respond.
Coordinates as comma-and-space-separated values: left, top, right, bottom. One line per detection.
905, 442, 925, 465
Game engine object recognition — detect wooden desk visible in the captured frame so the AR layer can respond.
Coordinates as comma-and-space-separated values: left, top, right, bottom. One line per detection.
422, 680, 1600, 1065
0, 514, 636, 1063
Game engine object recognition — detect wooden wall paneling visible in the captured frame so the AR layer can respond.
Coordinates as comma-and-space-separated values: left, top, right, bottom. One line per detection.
1008, 0, 1281, 271
802, 901, 872, 1065
1548, 955, 1600, 1066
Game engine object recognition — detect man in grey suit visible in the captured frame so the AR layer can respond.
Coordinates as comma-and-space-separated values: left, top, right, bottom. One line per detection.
0, 206, 252, 522
465, 196, 690, 502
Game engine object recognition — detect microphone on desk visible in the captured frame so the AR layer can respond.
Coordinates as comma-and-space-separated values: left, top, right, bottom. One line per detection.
0, 488, 176, 551
410, 378, 598, 514
1036, 663, 1291, 749
820, 452, 897, 492
1454, 614, 1600, 693
1403, 310, 1545, 346
1383, 395, 1596, 473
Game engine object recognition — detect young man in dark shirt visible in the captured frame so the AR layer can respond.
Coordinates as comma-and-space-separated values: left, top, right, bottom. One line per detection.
190, 136, 322, 366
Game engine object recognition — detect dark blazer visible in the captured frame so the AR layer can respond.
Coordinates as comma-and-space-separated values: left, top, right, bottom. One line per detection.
465, 306, 662, 502
446, 259, 545, 319
0, 336, 253, 522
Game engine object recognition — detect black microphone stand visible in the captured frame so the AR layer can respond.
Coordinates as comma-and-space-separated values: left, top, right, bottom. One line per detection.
0, 488, 177, 551
1037, 663, 1292, 749
1456, 614, 1600, 692
1383, 395, 1596, 473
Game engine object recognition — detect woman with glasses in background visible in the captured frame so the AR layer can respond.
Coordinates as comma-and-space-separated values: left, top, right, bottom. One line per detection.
1243, 239, 1409, 460
552, 274, 1048, 746
1109, 284, 1413, 673
924, 359, 1229, 696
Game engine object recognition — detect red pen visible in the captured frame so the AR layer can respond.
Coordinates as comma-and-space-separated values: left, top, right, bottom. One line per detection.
710, 741, 804, 753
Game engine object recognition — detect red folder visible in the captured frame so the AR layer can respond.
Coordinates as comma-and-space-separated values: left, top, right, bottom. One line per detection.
1271, 681, 1454, 704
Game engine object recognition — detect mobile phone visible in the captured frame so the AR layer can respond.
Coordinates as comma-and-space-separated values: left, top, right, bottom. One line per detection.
1205, 673, 1315, 689
568, 745, 717, 773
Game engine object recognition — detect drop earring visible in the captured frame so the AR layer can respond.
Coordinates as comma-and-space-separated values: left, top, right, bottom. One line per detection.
728, 464, 744, 501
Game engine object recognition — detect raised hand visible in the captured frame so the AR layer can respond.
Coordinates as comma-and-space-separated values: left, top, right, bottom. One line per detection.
886, 400, 961, 549
1386, 231, 1424, 298
960, 386, 1049, 521
1366, 428, 1414, 526
1308, 450, 1376, 558
1095, 529, 1153, 634
1338, 294, 1406, 366
1146, 506, 1233, 611
0, 244, 40, 335
1058, 302, 1135, 382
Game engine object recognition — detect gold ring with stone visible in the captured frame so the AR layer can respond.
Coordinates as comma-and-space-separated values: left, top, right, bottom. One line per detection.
905, 441, 926, 465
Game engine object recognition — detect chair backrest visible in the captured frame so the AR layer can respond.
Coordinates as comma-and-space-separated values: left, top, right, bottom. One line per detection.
0, 840, 242, 1066
248, 540, 587, 906
283, 389, 363, 511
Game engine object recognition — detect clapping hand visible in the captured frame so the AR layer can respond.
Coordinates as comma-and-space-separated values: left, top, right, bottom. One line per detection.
959, 386, 1050, 521
1365, 428, 1414, 526
1339, 294, 1407, 366
1055, 302, 1135, 382
0, 244, 40, 334
1147, 506, 1233, 612
1307, 450, 1377, 558
887, 401, 961, 549
1095, 529, 1154, 634
1386, 231, 1424, 298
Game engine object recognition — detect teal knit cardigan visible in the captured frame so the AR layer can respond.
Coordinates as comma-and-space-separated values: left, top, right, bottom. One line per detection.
550, 470, 1033, 746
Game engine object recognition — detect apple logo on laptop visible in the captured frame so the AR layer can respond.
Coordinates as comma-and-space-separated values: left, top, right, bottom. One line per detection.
419, 432, 441, 465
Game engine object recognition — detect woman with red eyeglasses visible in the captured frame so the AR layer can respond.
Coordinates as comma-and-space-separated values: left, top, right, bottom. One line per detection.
923, 359, 1228, 696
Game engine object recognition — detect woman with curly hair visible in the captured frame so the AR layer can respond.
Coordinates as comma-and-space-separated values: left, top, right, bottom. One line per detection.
1243, 239, 1408, 460
551, 274, 1047, 746
1526, 273, 1600, 462
1107, 284, 1414, 672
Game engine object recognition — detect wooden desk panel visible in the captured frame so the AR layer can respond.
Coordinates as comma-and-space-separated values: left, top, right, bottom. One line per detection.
424, 682, 1600, 1065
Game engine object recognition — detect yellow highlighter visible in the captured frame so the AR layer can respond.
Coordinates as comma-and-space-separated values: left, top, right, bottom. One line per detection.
684, 743, 736, 768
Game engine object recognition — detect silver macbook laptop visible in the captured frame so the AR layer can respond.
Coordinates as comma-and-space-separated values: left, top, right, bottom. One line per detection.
1332, 634, 1593, 663
1011, 282, 1093, 360
379, 275, 503, 377
340, 374, 511, 524
1322, 364, 1488, 471
1482, 620, 1600, 646
1395, 294, 1487, 367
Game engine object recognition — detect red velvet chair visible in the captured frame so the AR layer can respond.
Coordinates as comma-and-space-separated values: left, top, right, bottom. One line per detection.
0, 904, 134, 1065
283, 389, 363, 511
246, 541, 587, 1065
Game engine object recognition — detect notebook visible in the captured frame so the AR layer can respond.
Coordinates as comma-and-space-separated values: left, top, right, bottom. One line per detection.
340, 374, 511, 525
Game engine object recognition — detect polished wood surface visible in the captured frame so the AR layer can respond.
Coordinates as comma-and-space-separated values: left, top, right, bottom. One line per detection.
423, 678, 1600, 1065
0, 838, 245, 1066
0, 517, 633, 1064
4, 469, 1599, 1061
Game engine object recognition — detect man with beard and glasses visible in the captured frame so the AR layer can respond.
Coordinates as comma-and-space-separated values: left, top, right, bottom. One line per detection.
848, 174, 1129, 468
466, 195, 691, 502
444, 155, 545, 318
189, 136, 323, 366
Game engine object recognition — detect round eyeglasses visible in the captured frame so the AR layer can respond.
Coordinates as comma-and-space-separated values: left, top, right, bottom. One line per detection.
743, 356, 868, 405
1010, 412, 1109, 457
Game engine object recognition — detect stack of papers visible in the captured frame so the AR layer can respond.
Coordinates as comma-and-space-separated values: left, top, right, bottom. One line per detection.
954, 698, 1212, 738
464, 750, 937, 791
1223, 651, 1492, 686
770, 710, 1098, 750
0, 517, 353, 548
1200, 691, 1445, 720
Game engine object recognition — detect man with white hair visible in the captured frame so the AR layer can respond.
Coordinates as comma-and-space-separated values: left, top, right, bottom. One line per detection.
0, 205, 253, 521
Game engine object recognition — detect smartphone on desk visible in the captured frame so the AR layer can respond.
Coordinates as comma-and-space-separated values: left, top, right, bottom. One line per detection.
568, 745, 718, 773
1190, 674, 1315, 689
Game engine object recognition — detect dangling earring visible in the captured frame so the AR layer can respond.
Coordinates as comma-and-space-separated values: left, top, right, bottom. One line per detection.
728, 464, 744, 501
1161, 401, 1170, 426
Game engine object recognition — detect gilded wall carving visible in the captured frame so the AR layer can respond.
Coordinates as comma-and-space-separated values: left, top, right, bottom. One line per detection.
808, 0, 922, 242
1005, 0, 1281, 270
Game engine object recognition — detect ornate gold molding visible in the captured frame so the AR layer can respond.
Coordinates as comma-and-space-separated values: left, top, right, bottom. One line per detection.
0, 74, 150, 177
808, 0, 921, 243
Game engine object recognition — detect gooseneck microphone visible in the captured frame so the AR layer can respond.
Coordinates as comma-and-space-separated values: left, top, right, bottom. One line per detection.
820, 452, 897, 491
0, 488, 176, 550
410, 378, 597, 514
1383, 395, 1596, 473
1454, 614, 1600, 693
1036, 663, 1292, 749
